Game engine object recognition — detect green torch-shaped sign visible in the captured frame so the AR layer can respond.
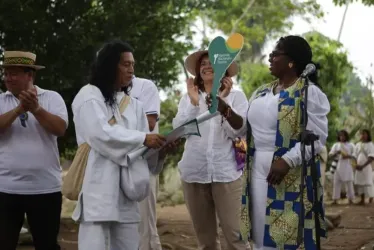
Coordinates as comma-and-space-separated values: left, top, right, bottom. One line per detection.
208, 33, 244, 113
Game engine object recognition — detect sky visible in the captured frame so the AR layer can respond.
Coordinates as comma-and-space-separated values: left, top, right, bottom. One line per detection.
169, 0, 374, 98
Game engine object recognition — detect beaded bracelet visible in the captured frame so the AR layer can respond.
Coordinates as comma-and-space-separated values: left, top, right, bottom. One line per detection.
221, 105, 232, 125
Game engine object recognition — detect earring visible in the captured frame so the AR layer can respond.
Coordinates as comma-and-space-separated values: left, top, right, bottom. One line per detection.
288, 63, 293, 68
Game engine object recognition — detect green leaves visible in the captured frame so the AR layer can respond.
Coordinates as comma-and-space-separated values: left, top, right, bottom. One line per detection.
202, 0, 322, 62
333, 0, 374, 6
305, 31, 353, 146
0, 0, 203, 153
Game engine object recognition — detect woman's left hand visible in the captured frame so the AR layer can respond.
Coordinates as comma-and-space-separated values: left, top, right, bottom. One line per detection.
205, 94, 228, 114
267, 158, 291, 185
219, 77, 233, 98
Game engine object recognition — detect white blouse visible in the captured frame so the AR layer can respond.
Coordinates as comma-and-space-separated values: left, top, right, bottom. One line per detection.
172, 89, 248, 183
247, 84, 330, 168
354, 142, 374, 185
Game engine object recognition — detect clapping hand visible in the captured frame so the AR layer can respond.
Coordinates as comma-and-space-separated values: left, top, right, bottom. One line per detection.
187, 77, 199, 106
18, 88, 40, 113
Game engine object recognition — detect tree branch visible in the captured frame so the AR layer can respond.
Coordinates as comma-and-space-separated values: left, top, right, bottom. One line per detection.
230, 0, 256, 34
179, 58, 189, 80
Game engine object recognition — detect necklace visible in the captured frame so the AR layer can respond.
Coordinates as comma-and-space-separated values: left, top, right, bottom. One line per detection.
14, 97, 28, 128
273, 78, 300, 94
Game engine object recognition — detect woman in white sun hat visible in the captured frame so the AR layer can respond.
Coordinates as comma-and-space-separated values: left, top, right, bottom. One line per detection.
172, 50, 250, 250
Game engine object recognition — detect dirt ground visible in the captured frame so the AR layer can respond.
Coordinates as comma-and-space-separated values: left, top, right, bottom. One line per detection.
17, 201, 374, 250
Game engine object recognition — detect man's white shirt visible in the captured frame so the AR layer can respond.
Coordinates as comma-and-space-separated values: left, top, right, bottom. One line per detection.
129, 76, 160, 134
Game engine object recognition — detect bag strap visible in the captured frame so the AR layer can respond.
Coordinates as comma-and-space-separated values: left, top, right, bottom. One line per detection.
119, 95, 131, 114
359, 143, 369, 159
108, 95, 131, 125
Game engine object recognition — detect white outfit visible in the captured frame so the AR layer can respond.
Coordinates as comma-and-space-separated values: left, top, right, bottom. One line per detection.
247, 85, 329, 250
319, 146, 328, 187
173, 89, 249, 250
130, 76, 162, 250
354, 142, 374, 197
329, 142, 355, 200
0, 86, 68, 194
71, 84, 149, 250
172, 89, 248, 183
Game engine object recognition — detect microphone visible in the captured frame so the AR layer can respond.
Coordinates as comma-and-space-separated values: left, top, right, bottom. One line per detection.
300, 63, 316, 78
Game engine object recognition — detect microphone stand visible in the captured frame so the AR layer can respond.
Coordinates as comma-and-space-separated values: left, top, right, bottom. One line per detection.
297, 76, 321, 250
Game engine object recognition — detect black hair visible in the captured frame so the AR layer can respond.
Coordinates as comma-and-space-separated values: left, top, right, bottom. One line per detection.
89, 40, 133, 108
361, 129, 372, 142
337, 130, 349, 142
277, 35, 320, 86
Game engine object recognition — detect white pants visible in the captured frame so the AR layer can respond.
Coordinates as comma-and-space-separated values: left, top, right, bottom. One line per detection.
78, 221, 139, 250
251, 151, 277, 250
139, 174, 162, 250
357, 185, 374, 197
251, 177, 277, 250
333, 177, 354, 200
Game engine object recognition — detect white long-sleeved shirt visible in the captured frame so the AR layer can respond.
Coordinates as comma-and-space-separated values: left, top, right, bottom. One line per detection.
247, 84, 330, 169
71, 85, 148, 223
172, 89, 248, 183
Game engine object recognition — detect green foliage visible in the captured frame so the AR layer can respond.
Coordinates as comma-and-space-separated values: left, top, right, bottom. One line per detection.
347, 76, 374, 138
339, 72, 368, 130
333, 0, 374, 6
304, 31, 353, 147
203, 0, 323, 62
240, 62, 275, 98
0, 0, 205, 152
158, 91, 185, 185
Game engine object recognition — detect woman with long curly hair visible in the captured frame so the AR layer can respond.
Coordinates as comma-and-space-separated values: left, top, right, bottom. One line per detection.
172, 50, 249, 250
71, 40, 167, 249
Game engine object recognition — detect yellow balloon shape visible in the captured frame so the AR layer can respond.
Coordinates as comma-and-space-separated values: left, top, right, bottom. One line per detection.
226, 33, 244, 50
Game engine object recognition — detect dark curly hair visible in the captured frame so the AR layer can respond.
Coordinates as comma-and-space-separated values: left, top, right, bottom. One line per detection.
89, 40, 134, 108
361, 129, 372, 142
276, 35, 320, 86
337, 130, 349, 142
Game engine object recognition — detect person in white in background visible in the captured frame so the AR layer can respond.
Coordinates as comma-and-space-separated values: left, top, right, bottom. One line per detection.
329, 130, 355, 205
71, 40, 168, 250
319, 145, 328, 188
354, 129, 374, 205
172, 50, 249, 250
0, 51, 68, 250
129, 74, 164, 250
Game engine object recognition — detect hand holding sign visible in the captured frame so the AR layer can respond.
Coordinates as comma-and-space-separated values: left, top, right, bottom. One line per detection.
207, 33, 244, 113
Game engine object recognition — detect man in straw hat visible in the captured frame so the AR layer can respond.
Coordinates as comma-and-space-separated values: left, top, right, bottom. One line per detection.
0, 51, 68, 249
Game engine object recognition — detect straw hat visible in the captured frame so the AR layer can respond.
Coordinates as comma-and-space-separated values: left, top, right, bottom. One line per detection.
1, 51, 45, 70
184, 50, 238, 77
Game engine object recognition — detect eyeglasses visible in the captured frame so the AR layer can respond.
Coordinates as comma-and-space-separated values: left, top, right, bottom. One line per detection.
269, 51, 287, 58
19, 113, 28, 127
